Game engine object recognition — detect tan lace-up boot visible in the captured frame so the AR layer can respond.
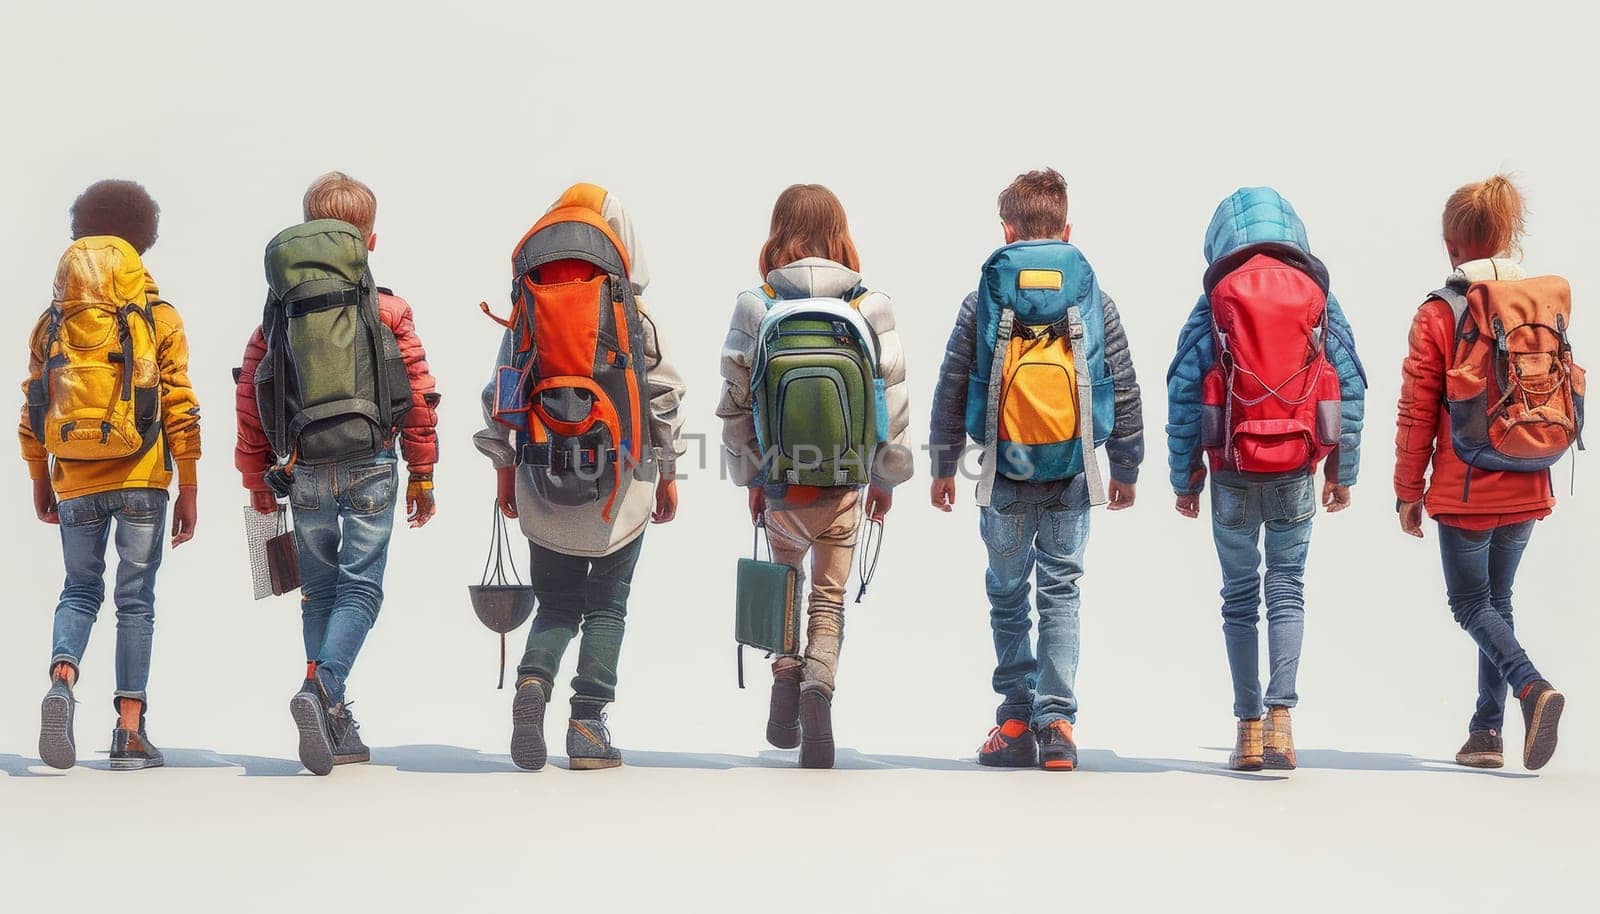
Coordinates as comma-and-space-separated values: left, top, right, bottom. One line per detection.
1263, 706, 1297, 770
1230, 718, 1264, 771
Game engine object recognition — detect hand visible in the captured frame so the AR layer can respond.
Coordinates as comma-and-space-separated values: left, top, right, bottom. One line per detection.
33, 479, 59, 524
171, 485, 198, 547
407, 477, 437, 528
1107, 480, 1136, 511
1175, 493, 1200, 519
930, 477, 956, 513
496, 466, 518, 519
1398, 500, 1425, 538
250, 489, 278, 515
651, 477, 678, 523
1322, 482, 1352, 514
865, 484, 892, 522
747, 486, 767, 525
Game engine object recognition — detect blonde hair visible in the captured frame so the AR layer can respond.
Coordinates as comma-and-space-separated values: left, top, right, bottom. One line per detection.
759, 184, 861, 276
1443, 173, 1525, 258
998, 168, 1068, 240
303, 171, 377, 236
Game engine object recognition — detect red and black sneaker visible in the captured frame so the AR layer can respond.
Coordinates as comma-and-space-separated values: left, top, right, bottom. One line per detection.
1037, 720, 1078, 771
978, 719, 1038, 768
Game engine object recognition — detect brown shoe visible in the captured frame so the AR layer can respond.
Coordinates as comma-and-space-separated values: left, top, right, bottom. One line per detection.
766, 667, 802, 749
1455, 729, 1504, 769
1230, 718, 1263, 771
1262, 706, 1297, 770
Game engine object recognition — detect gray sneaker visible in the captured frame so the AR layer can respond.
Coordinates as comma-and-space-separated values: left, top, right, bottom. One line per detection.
329, 702, 370, 766
510, 678, 549, 771
567, 716, 622, 770
109, 727, 165, 770
39, 678, 76, 770
289, 682, 335, 776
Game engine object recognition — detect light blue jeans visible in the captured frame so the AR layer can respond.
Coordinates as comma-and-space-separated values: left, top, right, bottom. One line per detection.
290, 452, 398, 704
51, 488, 169, 703
981, 475, 1090, 727
1210, 471, 1316, 720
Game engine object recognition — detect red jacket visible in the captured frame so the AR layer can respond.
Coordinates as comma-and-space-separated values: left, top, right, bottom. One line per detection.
1393, 297, 1553, 528
235, 290, 439, 490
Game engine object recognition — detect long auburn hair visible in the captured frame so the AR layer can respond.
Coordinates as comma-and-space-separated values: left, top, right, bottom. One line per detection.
759, 184, 861, 277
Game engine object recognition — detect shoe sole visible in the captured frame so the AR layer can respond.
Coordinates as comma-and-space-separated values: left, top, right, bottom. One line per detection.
766, 721, 801, 750
1524, 690, 1564, 771
568, 757, 623, 770
109, 756, 164, 771
1230, 757, 1264, 771
1041, 758, 1077, 771
510, 687, 547, 771
798, 689, 834, 769
978, 755, 1038, 768
1262, 749, 1297, 770
332, 751, 371, 766
289, 692, 335, 776
39, 693, 75, 770
1455, 752, 1505, 769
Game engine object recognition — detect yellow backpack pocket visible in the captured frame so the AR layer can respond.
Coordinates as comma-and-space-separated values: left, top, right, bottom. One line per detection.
998, 327, 1079, 446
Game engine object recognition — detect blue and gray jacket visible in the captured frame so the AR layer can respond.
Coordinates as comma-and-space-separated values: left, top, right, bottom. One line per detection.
1165, 187, 1367, 495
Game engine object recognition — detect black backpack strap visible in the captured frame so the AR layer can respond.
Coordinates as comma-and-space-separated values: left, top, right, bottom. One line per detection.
1429, 286, 1471, 338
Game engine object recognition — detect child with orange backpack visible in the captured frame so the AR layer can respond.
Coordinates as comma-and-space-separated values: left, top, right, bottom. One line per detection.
476, 184, 685, 772
1167, 187, 1366, 771
1395, 174, 1581, 771
23, 180, 202, 771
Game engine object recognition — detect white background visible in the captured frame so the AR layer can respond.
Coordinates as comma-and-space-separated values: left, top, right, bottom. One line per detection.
1, 1, 1594, 911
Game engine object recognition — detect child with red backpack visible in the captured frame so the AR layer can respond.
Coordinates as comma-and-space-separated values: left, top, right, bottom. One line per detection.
475, 184, 685, 772
1167, 187, 1366, 771
1395, 174, 1580, 771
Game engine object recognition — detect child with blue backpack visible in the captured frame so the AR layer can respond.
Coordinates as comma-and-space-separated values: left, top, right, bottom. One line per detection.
717, 183, 913, 769
929, 168, 1144, 772
1166, 187, 1366, 771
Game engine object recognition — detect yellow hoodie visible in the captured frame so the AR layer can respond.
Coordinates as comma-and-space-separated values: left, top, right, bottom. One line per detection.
18, 237, 201, 501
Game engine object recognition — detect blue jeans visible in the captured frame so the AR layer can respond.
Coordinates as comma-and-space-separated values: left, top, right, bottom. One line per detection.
980, 475, 1090, 727
1436, 520, 1540, 732
51, 488, 168, 703
1210, 472, 1315, 720
290, 453, 398, 704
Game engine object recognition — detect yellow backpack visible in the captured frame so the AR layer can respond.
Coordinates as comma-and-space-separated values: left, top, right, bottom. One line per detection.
27, 236, 163, 460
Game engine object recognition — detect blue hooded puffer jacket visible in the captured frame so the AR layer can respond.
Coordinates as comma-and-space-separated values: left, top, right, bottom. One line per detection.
1165, 187, 1367, 495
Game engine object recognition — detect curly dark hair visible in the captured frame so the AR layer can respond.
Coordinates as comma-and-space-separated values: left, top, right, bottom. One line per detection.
70, 179, 160, 254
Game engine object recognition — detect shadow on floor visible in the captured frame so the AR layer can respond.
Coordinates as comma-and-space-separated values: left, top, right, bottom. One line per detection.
370, 744, 520, 774
0, 754, 64, 778
622, 747, 1285, 779
1199, 747, 1538, 779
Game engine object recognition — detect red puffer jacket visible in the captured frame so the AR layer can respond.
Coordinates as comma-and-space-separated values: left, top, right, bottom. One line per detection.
1393, 297, 1553, 529
235, 290, 440, 489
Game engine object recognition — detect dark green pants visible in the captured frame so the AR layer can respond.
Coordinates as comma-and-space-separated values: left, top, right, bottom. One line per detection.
518, 533, 645, 718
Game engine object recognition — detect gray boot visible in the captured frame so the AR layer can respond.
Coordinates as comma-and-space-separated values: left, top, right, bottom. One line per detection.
567, 716, 622, 770
39, 678, 76, 770
330, 702, 370, 766
510, 677, 549, 771
798, 683, 835, 770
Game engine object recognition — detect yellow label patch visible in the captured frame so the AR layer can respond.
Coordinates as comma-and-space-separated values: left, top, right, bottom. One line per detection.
1017, 269, 1063, 291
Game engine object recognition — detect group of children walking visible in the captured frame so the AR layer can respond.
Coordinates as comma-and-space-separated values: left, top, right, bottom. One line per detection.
21, 167, 1579, 776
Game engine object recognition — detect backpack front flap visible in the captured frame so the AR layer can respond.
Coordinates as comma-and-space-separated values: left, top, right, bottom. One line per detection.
32, 237, 162, 461
504, 186, 651, 521
753, 294, 880, 487
966, 241, 1111, 482
1445, 276, 1584, 470
1202, 252, 1340, 474
258, 220, 403, 462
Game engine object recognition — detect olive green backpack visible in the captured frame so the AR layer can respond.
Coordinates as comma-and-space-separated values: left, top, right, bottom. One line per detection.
751, 285, 887, 487
255, 220, 413, 463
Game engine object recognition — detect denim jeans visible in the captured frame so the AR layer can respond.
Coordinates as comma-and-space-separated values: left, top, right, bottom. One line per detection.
51, 488, 169, 702
1436, 520, 1540, 732
290, 452, 398, 704
1210, 472, 1315, 720
519, 533, 645, 719
981, 474, 1090, 727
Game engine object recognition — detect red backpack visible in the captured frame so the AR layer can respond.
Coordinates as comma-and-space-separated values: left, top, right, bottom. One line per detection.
1200, 253, 1341, 474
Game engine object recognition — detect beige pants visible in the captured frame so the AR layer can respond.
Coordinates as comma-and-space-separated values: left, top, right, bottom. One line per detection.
765, 487, 860, 693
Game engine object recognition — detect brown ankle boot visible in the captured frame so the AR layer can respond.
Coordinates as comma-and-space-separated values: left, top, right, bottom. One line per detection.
1230, 718, 1264, 771
1263, 706, 1296, 770
766, 667, 802, 749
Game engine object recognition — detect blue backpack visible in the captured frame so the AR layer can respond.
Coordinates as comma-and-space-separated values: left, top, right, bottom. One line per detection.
964, 241, 1113, 503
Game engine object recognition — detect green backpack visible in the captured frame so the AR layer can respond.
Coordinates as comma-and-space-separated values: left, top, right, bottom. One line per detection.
752, 285, 886, 487
255, 219, 413, 463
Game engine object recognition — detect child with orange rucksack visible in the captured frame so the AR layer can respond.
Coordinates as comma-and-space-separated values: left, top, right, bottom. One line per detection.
475, 184, 686, 772
1395, 174, 1582, 772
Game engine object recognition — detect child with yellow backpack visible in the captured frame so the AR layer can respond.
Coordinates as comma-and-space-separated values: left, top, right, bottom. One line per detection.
22, 180, 202, 771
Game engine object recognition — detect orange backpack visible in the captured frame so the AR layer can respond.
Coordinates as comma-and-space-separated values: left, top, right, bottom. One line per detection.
484, 184, 651, 521
1437, 276, 1585, 476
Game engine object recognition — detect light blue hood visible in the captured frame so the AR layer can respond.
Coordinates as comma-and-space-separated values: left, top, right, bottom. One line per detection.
1203, 187, 1313, 265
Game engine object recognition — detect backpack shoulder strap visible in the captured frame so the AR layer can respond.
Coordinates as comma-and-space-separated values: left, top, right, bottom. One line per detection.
1429, 286, 1470, 327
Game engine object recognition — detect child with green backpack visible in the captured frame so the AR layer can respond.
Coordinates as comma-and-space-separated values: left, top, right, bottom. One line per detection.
717, 183, 913, 769
928, 168, 1144, 772
235, 171, 440, 776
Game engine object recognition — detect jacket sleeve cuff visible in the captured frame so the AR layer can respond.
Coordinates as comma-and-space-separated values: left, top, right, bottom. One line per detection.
1110, 463, 1139, 485
1394, 481, 1425, 503
26, 459, 48, 482
177, 459, 199, 487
